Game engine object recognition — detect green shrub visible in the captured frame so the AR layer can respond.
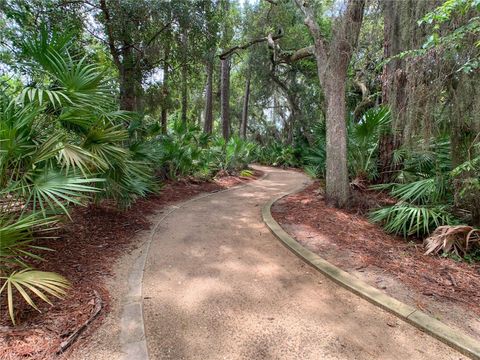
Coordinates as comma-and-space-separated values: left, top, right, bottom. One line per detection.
369, 203, 456, 237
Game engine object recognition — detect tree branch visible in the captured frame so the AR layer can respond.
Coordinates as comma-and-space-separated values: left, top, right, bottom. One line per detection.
293, 0, 328, 60
283, 45, 315, 63
146, 22, 172, 48
331, 0, 366, 65
99, 0, 121, 69
219, 33, 283, 60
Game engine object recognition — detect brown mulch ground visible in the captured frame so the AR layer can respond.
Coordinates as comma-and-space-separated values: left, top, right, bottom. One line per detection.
0, 170, 263, 360
272, 181, 480, 338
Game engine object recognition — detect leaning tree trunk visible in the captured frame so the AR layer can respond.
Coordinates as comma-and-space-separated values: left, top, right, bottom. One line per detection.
203, 60, 214, 134
220, 57, 231, 140
240, 74, 251, 139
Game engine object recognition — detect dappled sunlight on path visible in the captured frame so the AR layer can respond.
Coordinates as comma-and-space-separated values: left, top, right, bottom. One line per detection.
142, 166, 465, 360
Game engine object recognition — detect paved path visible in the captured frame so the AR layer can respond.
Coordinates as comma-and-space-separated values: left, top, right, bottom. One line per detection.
143, 166, 465, 360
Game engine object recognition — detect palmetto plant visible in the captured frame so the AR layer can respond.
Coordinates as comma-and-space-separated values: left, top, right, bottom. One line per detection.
216, 136, 256, 173
256, 141, 299, 168
301, 107, 390, 181
369, 137, 458, 238
348, 107, 391, 181
153, 122, 208, 179
0, 31, 155, 323
0, 214, 70, 325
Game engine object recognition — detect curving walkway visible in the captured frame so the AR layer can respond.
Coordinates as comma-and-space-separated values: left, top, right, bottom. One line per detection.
142, 166, 465, 360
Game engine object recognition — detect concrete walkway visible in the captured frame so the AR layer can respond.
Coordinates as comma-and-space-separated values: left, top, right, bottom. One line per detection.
143, 166, 465, 360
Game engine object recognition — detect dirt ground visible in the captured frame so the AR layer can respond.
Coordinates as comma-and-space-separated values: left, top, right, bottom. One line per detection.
272, 181, 480, 343
0, 170, 262, 360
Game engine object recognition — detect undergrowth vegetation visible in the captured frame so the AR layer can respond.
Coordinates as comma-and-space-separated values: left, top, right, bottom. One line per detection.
257, 106, 480, 259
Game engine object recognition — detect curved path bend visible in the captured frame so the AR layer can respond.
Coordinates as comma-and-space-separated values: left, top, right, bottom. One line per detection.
143, 166, 465, 360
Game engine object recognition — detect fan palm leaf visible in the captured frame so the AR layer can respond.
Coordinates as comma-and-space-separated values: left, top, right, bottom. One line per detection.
0, 270, 69, 325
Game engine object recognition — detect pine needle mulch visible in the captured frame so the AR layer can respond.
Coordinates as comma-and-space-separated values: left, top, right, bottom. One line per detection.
272, 181, 480, 341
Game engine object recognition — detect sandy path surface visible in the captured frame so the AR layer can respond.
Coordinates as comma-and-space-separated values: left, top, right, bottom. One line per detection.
143, 166, 465, 360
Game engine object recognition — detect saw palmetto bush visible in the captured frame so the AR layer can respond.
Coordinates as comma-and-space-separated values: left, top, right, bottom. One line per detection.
0, 214, 70, 325
151, 122, 256, 179
301, 107, 390, 181
369, 137, 462, 239
348, 107, 391, 182
256, 141, 300, 168
215, 136, 256, 173
151, 121, 213, 179
0, 31, 155, 323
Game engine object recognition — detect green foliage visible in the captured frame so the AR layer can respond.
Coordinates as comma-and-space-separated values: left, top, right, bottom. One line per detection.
0, 214, 70, 325
299, 107, 390, 181
348, 107, 391, 180
255, 142, 300, 168
149, 122, 255, 180
240, 169, 254, 177
450, 141, 480, 222
151, 122, 212, 179
369, 137, 469, 238
0, 30, 156, 323
413, 0, 480, 73
219, 136, 256, 172
369, 204, 456, 237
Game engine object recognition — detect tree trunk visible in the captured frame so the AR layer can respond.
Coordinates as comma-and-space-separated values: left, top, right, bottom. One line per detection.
119, 46, 137, 111
161, 69, 169, 134
294, 0, 365, 207
377, 0, 409, 182
240, 74, 251, 139
181, 28, 188, 124
271, 73, 300, 145
324, 75, 349, 207
378, 134, 401, 183
160, 38, 171, 134
119, 71, 136, 111
203, 60, 214, 134
220, 57, 230, 140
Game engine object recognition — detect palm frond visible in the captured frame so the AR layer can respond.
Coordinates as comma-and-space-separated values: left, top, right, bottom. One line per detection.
0, 270, 70, 325
14, 170, 102, 216
369, 203, 457, 237
0, 214, 56, 268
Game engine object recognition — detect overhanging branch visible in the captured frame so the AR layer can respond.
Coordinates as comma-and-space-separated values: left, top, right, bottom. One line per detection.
219, 33, 283, 60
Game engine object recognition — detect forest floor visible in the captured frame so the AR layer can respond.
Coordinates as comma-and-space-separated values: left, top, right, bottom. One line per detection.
272, 181, 480, 343
0, 170, 263, 360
